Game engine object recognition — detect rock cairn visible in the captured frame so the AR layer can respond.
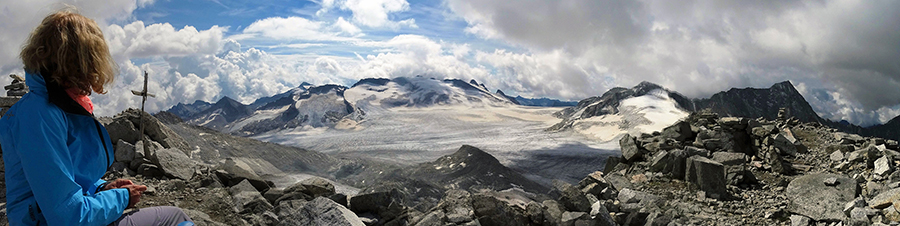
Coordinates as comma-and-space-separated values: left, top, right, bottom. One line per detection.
0, 74, 26, 117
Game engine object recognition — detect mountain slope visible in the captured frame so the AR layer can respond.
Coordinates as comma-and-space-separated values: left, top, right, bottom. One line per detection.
692, 81, 823, 123
344, 77, 516, 110
514, 96, 577, 107
549, 82, 691, 141
226, 84, 358, 136
167, 100, 213, 120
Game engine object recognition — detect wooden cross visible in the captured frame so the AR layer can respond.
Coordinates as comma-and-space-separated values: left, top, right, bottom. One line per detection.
131, 71, 156, 161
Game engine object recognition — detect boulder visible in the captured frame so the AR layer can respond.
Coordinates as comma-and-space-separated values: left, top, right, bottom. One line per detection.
349, 189, 407, 222
435, 190, 475, 224
660, 120, 694, 142
619, 134, 643, 162
114, 140, 135, 163
542, 200, 564, 225
298, 177, 336, 198
875, 155, 894, 177
471, 192, 531, 226
789, 214, 810, 226
556, 182, 591, 212
103, 117, 141, 145
786, 173, 858, 221
278, 197, 365, 226
869, 188, 900, 209
263, 188, 284, 205
217, 158, 273, 193
229, 179, 274, 214
118, 108, 190, 151
830, 150, 845, 162
711, 152, 747, 166
182, 209, 228, 226
591, 201, 617, 226
685, 156, 727, 199
560, 211, 591, 226
155, 148, 194, 180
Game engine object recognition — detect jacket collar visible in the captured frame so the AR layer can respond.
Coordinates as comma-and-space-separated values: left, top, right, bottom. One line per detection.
25, 71, 92, 116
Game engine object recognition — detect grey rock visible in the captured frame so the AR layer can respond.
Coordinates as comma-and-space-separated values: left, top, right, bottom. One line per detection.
824, 177, 839, 186
591, 201, 617, 226
436, 190, 474, 224
263, 188, 284, 205
560, 211, 590, 226
786, 173, 858, 221
182, 209, 228, 226
103, 117, 141, 146
620, 134, 643, 162
217, 158, 272, 193
114, 140, 135, 163
685, 156, 727, 199
617, 188, 644, 204
119, 108, 190, 151
525, 202, 543, 225
349, 189, 406, 222
875, 155, 894, 177
711, 152, 747, 166
684, 146, 710, 158
471, 192, 531, 226
278, 197, 365, 226
542, 200, 564, 225
849, 208, 870, 226
229, 179, 274, 214
299, 177, 336, 198
830, 150, 845, 162
413, 210, 444, 226
790, 214, 811, 226
869, 187, 900, 209
156, 148, 194, 180
660, 120, 694, 142
557, 182, 592, 212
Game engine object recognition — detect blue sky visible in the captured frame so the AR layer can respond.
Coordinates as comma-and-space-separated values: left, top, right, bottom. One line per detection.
1, 0, 899, 126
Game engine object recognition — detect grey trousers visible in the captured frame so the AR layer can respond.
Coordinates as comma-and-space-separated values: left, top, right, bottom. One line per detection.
108, 206, 193, 226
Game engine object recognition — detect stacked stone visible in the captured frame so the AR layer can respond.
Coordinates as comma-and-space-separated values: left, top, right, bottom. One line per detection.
4, 74, 27, 97
1, 74, 27, 118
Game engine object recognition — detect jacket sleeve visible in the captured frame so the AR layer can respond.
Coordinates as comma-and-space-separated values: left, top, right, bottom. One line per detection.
90, 179, 108, 194
14, 109, 129, 226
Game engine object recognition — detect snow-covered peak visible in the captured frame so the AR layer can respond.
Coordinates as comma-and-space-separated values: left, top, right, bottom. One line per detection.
344, 77, 515, 110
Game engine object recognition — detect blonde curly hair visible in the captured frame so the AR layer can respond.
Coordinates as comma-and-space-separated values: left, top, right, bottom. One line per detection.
20, 8, 116, 95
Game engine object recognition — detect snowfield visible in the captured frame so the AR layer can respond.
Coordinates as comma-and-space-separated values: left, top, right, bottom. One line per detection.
252, 101, 679, 184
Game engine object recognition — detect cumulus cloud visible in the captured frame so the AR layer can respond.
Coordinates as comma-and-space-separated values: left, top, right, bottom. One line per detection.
445, 0, 900, 125
105, 21, 226, 60
315, 0, 417, 29
237, 16, 361, 42
0, 0, 153, 86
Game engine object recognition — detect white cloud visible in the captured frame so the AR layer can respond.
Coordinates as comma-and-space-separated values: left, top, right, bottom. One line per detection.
333, 17, 362, 35
238, 16, 360, 42
444, 0, 900, 125
105, 21, 226, 60
0, 0, 153, 85
314, 0, 416, 29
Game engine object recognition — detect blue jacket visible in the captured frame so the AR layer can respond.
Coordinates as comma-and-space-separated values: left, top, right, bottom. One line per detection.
0, 72, 129, 225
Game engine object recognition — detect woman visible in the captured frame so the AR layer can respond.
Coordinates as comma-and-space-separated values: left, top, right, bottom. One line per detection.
0, 9, 193, 226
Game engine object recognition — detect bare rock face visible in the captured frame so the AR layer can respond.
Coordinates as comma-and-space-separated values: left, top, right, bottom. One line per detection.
277, 197, 365, 226
155, 148, 194, 180
786, 173, 858, 221
685, 156, 727, 200
619, 134, 643, 162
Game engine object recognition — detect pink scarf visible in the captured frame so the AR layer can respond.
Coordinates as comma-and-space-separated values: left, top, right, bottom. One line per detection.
65, 88, 94, 114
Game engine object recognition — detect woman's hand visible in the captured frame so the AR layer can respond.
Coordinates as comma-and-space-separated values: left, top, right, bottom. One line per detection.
122, 184, 148, 208
102, 179, 134, 191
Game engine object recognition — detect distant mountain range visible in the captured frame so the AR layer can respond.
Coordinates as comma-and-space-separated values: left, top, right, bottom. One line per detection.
554, 80, 900, 141
166, 76, 900, 141
166, 77, 574, 136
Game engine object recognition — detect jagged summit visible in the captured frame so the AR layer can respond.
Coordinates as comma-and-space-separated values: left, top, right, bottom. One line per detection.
404, 145, 548, 193
554, 81, 691, 121
693, 80, 821, 123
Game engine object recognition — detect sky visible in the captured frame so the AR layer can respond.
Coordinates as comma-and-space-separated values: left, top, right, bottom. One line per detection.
0, 0, 898, 127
